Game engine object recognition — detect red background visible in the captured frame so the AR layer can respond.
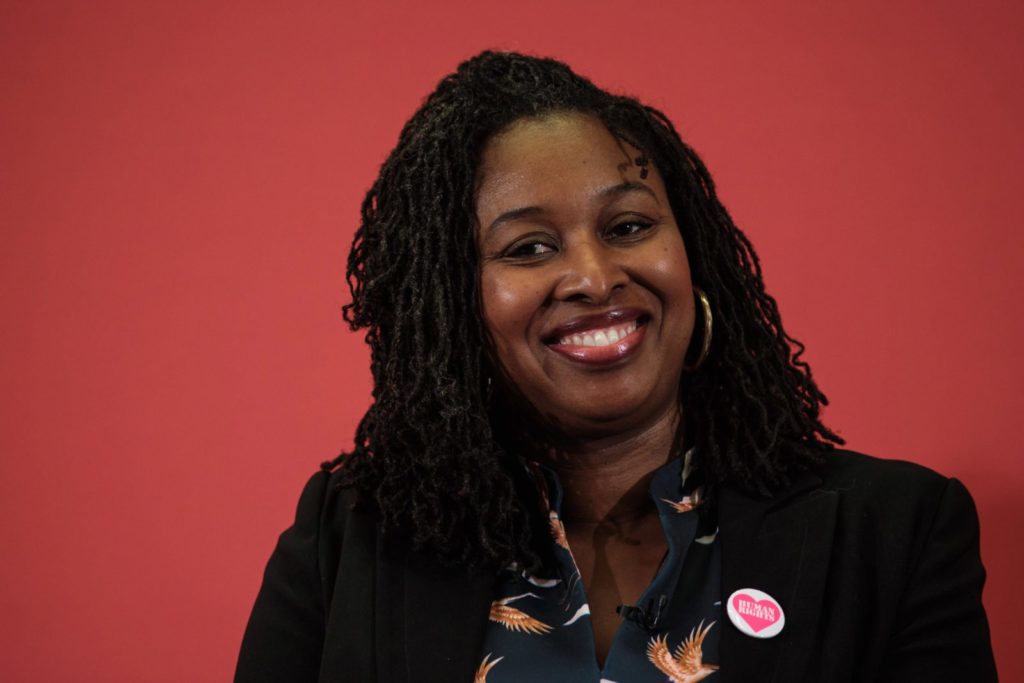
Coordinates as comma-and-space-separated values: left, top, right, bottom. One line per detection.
2, 1, 1022, 680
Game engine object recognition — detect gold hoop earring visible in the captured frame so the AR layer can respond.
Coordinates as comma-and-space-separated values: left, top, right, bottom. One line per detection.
682, 287, 712, 372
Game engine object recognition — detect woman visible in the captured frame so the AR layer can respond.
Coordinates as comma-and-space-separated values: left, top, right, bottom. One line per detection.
235, 51, 996, 682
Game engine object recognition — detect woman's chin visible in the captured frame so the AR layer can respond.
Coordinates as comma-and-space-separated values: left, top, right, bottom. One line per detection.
539, 398, 679, 442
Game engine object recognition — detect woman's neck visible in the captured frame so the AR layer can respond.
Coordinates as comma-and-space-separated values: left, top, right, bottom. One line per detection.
541, 406, 682, 525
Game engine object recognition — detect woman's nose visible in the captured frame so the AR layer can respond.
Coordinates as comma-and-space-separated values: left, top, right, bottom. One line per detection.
552, 241, 628, 304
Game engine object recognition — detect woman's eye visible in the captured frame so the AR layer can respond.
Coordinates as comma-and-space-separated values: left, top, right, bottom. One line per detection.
503, 240, 556, 259
607, 220, 655, 240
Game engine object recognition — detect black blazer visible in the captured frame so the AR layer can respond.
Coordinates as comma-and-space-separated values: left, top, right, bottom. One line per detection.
235, 450, 997, 682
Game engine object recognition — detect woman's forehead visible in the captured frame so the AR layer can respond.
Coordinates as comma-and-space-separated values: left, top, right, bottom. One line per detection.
476, 114, 643, 198
480, 112, 635, 168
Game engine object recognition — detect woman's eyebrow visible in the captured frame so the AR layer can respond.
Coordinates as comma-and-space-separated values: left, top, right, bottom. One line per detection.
598, 180, 659, 203
486, 205, 545, 233
485, 182, 658, 233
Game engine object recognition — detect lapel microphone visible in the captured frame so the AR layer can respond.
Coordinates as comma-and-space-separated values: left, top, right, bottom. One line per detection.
616, 594, 668, 631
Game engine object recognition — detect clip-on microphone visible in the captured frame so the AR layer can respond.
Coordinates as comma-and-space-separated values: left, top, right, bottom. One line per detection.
616, 594, 668, 631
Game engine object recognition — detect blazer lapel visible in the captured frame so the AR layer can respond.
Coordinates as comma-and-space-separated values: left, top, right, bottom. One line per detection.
375, 538, 495, 683
718, 470, 838, 683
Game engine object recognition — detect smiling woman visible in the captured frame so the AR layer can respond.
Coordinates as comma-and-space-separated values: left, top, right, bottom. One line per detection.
477, 113, 695, 435
234, 52, 996, 682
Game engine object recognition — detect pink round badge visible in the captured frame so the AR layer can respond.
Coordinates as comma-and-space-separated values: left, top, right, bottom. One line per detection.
726, 588, 785, 638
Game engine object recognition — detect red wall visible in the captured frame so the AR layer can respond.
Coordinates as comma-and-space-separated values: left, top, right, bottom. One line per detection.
2, 1, 1021, 680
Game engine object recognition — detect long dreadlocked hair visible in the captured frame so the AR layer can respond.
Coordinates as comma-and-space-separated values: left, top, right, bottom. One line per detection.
326, 51, 842, 570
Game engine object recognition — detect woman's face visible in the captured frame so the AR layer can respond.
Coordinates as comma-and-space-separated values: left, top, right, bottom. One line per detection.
476, 113, 696, 438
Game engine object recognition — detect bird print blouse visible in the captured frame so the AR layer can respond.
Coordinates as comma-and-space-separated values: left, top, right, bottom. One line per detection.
477, 452, 722, 683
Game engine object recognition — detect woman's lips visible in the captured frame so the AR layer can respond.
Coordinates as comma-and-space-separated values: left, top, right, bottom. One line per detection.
546, 319, 647, 366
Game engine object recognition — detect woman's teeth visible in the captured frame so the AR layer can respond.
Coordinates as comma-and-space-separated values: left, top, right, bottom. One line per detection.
558, 320, 638, 347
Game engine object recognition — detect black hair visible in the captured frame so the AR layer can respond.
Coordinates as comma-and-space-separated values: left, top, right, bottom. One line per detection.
325, 51, 842, 570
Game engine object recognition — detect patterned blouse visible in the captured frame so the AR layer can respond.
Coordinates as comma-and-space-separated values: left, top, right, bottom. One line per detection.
476, 452, 722, 683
